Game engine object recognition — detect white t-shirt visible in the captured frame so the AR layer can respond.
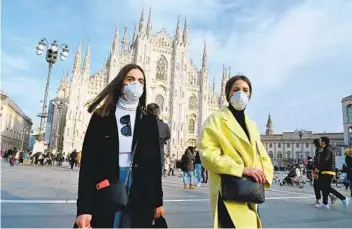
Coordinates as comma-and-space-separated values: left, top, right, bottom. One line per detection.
115, 106, 137, 167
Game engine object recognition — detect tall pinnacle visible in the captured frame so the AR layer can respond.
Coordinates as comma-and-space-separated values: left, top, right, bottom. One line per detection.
266, 113, 274, 135
73, 40, 81, 70
132, 24, 137, 41
202, 41, 207, 70
139, 7, 145, 34
182, 16, 188, 45
82, 37, 91, 70
146, 7, 152, 37
174, 15, 180, 44
112, 26, 119, 54
122, 24, 129, 54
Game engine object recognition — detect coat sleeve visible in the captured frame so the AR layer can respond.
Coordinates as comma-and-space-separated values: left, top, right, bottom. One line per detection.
257, 141, 274, 189
152, 117, 163, 208
76, 113, 100, 216
199, 114, 244, 177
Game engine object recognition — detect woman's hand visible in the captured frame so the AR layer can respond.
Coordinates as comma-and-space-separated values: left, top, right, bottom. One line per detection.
243, 167, 266, 184
154, 206, 165, 219
75, 214, 92, 228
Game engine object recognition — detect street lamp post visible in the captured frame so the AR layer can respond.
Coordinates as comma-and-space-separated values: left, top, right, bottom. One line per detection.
295, 129, 306, 163
52, 100, 66, 153
36, 38, 69, 140
20, 127, 29, 151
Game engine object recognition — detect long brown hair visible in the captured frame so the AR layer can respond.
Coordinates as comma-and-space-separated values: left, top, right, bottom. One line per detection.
87, 64, 147, 116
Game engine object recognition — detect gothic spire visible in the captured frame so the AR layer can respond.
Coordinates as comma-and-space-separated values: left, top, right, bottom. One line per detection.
132, 24, 137, 41
138, 7, 145, 35
182, 16, 188, 46
146, 7, 152, 37
266, 113, 274, 135
213, 78, 215, 92
122, 24, 129, 54
73, 39, 81, 70
202, 41, 207, 70
82, 38, 91, 70
111, 26, 119, 54
174, 15, 181, 44
228, 66, 232, 78
221, 64, 227, 95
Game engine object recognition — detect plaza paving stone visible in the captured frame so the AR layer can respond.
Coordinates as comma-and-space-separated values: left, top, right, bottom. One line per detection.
1, 161, 351, 228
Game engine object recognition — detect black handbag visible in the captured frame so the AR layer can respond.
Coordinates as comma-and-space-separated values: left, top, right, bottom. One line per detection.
220, 142, 265, 204
107, 141, 138, 212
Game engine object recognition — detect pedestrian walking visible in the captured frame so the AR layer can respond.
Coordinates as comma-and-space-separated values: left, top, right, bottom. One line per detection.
181, 147, 195, 189
315, 136, 350, 209
168, 154, 176, 176
74, 64, 164, 228
194, 148, 203, 187
345, 149, 352, 197
146, 103, 171, 174
199, 75, 274, 228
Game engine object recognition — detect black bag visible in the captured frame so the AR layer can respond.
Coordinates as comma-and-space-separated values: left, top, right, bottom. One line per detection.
108, 141, 139, 212
220, 142, 265, 204
153, 216, 168, 228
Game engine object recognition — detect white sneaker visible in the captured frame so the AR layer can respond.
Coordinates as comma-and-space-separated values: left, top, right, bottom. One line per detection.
342, 197, 350, 209
197, 182, 201, 187
315, 204, 329, 209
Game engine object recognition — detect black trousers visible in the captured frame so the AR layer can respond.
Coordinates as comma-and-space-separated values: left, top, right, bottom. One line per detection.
313, 178, 321, 200
218, 194, 235, 228
320, 174, 346, 205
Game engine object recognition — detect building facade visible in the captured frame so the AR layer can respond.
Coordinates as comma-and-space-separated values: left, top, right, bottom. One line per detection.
261, 114, 351, 167
61, 9, 228, 157
45, 74, 70, 153
0, 90, 33, 151
342, 95, 352, 146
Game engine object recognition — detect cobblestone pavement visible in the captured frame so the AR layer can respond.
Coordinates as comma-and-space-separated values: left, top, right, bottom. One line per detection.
1, 161, 351, 228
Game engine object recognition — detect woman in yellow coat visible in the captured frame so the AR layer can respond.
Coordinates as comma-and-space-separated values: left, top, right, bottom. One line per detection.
199, 75, 274, 228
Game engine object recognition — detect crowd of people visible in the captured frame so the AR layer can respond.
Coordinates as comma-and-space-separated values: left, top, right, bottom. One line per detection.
4, 63, 351, 228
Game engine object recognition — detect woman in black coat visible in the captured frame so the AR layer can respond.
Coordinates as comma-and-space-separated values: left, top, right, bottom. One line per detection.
75, 64, 164, 228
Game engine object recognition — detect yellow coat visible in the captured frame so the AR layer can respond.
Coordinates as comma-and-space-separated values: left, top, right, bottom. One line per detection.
199, 106, 274, 229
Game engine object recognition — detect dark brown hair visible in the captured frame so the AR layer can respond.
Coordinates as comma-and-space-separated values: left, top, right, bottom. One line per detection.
225, 75, 252, 103
87, 64, 147, 116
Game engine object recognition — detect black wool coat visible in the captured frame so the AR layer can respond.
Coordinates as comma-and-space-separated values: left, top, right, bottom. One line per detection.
75, 107, 163, 228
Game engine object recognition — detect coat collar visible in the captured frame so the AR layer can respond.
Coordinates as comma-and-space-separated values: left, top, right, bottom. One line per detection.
219, 106, 256, 148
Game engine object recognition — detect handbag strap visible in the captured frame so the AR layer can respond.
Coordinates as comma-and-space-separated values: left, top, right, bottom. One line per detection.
255, 142, 264, 172
124, 140, 138, 190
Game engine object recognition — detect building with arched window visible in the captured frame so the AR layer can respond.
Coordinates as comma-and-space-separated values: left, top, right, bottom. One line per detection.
1, 90, 33, 151
260, 113, 351, 167
60, 8, 221, 157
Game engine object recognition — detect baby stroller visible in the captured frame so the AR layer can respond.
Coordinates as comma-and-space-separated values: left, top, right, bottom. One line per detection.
280, 166, 304, 188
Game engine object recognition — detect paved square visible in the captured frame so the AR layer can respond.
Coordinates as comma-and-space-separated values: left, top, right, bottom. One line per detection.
1, 162, 351, 228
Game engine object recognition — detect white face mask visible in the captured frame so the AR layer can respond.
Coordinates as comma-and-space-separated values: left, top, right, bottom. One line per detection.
118, 81, 144, 110
230, 90, 249, 110
123, 81, 143, 102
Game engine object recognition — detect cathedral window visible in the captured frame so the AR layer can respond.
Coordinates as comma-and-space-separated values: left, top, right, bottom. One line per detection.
155, 95, 165, 111
156, 56, 168, 80
188, 95, 197, 110
188, 119, 195, 133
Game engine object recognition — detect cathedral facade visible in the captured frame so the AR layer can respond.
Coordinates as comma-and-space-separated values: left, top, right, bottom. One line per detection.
60, 9, 230, 157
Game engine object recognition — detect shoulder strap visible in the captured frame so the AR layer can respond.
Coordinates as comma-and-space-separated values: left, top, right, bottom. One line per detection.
255, 142, 264, 171
124, 140, 138, 188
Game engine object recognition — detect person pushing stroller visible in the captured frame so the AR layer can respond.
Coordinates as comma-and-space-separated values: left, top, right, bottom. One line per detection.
280, 164, 304, 188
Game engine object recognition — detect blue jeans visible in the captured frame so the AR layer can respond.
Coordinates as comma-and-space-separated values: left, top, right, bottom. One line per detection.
183, 171, 194, 185
113, 167, 133, 228
195, 164, 202, 183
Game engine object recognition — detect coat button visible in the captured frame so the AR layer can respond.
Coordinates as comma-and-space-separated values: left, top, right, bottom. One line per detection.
134, 164, 138, 168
